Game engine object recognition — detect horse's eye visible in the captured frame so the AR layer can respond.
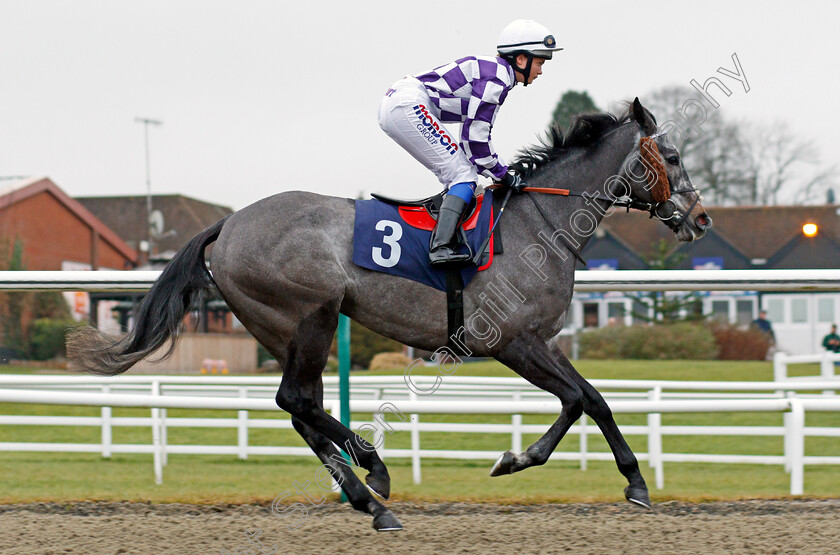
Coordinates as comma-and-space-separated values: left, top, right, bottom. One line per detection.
666, 155, 680, 165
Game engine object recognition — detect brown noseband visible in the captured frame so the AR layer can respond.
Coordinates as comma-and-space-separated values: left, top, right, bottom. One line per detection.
639, 136, 671, 203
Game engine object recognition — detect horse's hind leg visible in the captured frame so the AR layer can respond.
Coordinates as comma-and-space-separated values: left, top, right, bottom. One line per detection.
220, 287, 398, 529
262, 302, 392, 499
291, 416, 402, 531
548, 343, 650, 508
275, 351, 392, 502
277, 358, 398, 528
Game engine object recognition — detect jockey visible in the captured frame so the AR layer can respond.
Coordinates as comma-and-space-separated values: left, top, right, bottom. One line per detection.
379, 19, 562, 266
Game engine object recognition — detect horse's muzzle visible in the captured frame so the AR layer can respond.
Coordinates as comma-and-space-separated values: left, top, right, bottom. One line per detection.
695, 212, 713, 231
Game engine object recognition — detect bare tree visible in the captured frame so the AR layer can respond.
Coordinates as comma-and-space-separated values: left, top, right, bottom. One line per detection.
741, 121, 838, 205
640, 86, 752, 205
639, 86, 837, 206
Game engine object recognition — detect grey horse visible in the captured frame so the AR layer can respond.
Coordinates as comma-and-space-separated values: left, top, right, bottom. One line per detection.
69, 98, 711, 531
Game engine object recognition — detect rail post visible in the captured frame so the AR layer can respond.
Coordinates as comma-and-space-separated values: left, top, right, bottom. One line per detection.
648, 387, 664, 489
579, 413, 588, 471
787, 398, 805, 495
161, 407, 168, 467
410, 390, 421, 485
238, 387, 249, 460
101, 384, 112, 458
511, 391, 522, 454
820, 354, 836, 396
783, 391, 794, 472
151, 380, 163, 485
773, 351, 787, 395
372, 388, 385, 460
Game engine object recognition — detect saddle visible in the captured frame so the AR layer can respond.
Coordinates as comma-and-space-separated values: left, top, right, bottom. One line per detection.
371, 191, 483, 233
354, 190, 503, 354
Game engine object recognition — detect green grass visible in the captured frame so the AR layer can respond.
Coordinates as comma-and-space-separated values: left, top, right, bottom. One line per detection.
0, 364, 53, 375
1, 359, 838, 504
2, 453, 838, 505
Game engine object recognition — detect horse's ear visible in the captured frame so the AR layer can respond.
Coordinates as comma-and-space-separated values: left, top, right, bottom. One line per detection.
631, 98, 645, 124
631, 97, 657, 136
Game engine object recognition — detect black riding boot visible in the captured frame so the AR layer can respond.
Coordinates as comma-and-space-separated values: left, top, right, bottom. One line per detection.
429, 195, 470, 266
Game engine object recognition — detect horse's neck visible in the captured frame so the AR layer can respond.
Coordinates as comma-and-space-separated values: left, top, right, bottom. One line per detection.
520, 125, 636, 232
503, 126, 637, 277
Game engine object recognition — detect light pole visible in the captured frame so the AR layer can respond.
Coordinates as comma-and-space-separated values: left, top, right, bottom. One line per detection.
135, 117, 163, 260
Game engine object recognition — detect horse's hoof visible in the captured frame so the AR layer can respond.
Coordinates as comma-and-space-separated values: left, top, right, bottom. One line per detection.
365, 472, 390, 500
372, 510, 403, 532
490, 451, 516, 477
624, 485, 652, 509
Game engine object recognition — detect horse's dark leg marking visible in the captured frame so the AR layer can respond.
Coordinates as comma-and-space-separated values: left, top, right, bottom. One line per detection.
291, 416, 402, 531
490, 334, 584, 476
547, 343, 650, 508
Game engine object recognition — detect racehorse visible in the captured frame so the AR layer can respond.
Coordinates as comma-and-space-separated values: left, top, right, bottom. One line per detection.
68, 98, 711, 531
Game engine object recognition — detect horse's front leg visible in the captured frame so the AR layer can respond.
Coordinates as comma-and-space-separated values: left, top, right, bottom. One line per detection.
547, 342, 650, 508
489, 334, 584, 476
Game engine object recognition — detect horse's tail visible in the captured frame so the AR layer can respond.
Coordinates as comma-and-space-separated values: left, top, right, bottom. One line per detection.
67, 215, 232, 375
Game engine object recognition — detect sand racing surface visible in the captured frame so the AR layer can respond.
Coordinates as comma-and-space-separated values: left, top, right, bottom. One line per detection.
1, 499, 839, 554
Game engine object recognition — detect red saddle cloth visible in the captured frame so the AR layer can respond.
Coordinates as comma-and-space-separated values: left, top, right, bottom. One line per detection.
397, 194, 487, 232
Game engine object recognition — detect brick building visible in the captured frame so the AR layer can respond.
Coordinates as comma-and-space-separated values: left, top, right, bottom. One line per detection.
0, 177, 138, 352
0, 176, 136, 271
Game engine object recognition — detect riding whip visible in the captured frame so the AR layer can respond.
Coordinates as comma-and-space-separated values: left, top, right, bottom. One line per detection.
472, 187, 513, 266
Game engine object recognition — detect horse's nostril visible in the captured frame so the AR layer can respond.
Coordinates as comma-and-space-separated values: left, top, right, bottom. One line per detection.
695, 213, 713, 230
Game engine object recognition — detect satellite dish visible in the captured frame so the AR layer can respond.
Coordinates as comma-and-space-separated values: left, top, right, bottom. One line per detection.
149, 209, 164, 237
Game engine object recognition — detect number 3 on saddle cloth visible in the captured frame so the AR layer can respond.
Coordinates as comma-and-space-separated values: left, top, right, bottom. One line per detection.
352, 190, 498, 291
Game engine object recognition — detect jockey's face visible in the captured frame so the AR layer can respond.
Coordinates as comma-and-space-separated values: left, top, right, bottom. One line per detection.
515, 55, 547, 85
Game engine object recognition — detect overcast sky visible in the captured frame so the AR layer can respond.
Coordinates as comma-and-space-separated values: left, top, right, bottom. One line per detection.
1, 1, 838, 211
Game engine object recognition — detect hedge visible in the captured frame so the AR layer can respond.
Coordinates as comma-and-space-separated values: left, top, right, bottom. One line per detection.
579, 322, 719, 360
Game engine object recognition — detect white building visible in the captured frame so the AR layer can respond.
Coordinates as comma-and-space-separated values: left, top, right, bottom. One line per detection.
569, 205, 840, 356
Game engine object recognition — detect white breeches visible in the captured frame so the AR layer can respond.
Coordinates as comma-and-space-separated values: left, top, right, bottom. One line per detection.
378, 78, 477, 188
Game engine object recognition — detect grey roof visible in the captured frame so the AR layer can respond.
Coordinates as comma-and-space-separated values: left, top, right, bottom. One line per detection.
75, 194, 232, 255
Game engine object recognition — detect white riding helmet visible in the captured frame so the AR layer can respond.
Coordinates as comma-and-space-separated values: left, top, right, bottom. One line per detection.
496, 19, 563, 60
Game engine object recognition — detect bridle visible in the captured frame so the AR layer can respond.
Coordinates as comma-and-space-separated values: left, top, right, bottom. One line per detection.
488, 126, 705, 265
514, 128, 702, 234
631, 128, 701, 232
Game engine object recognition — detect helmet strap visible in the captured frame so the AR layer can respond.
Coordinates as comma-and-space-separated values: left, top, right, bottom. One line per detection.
502, 52, 534, 87
503, 53, 534, 87
520, 54, 534, 87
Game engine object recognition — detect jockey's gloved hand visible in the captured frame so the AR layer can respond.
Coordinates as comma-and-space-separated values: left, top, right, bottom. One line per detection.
501, 171, 526, 193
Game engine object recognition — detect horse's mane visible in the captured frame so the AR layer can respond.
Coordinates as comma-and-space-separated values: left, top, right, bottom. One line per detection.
509, 109, 634, 178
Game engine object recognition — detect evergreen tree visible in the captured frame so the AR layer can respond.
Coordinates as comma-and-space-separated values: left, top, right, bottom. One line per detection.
0, 239, 27, 355
551, 90, 600, 130
629, 240, 703, 324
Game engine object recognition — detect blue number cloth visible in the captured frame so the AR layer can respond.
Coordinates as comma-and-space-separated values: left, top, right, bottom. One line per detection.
352, 191, 494, 291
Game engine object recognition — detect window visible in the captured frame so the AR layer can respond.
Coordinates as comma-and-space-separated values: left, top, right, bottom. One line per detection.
607, 302, 625, 324
689, 298, 704, 318
766, 298, 784, 323
631, 299, 651, 325
817, 297, 835, 323
736, 300, 755, 326
710, 300, 729, 322
583, 302, 599, 328
791, 298, 808, 323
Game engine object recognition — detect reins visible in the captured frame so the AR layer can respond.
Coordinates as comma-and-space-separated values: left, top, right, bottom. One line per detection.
479, 126, 703, 264
525, 191, 587, 265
